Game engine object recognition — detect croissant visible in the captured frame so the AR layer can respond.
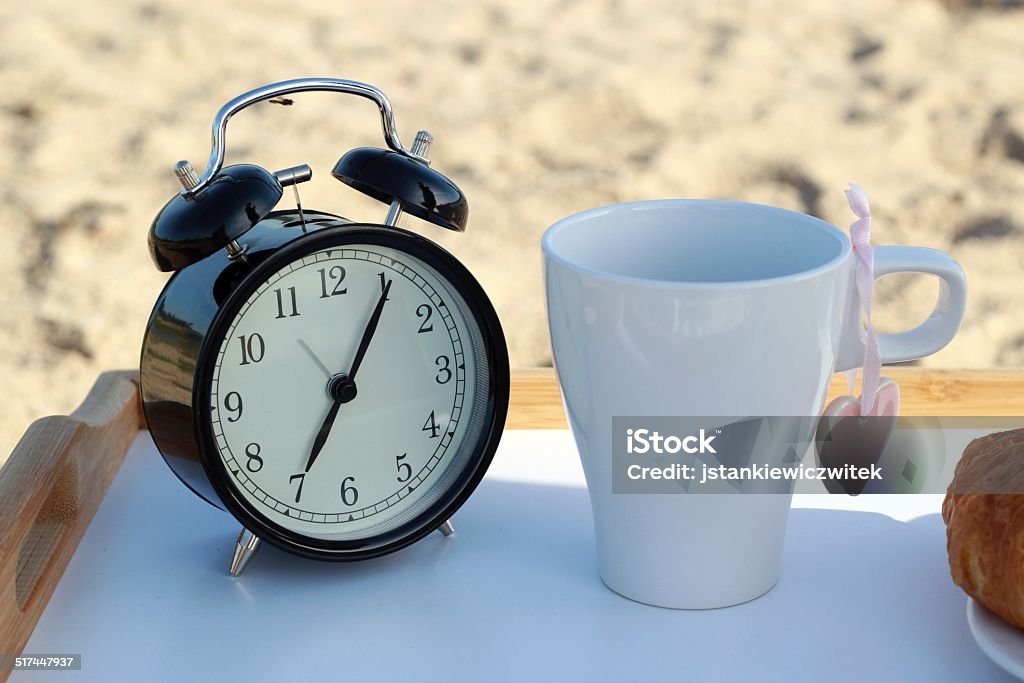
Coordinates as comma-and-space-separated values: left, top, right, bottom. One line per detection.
943, 428, 1024, 629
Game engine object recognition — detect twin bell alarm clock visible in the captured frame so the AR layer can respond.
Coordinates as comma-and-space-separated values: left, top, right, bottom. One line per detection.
139, 78, 509, 575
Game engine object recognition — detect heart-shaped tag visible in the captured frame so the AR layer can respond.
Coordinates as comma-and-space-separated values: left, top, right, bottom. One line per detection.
815, 379, 900, 495
822, 377, 900, 420
813, 184, 903, 495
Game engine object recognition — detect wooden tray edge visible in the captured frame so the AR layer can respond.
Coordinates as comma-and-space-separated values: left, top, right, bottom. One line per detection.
509, 367, 1024, 427
0, 370, 140, 676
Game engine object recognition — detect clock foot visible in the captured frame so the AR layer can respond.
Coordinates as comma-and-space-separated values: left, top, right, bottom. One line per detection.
437, 520, 455, 537
229, 528, 262, 577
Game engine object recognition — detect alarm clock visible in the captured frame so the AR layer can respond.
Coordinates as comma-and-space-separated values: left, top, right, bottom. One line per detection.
139, 78, 509, 575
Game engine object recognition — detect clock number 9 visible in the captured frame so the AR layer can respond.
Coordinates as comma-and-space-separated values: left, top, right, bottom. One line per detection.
245, 442, 263, 473
395, 453, 412, 483
223, 391, 243, 422
340, 476, 359, 506
435, 355, 452, 384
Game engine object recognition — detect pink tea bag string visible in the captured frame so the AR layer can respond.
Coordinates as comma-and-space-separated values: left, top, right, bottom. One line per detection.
844, 182, 887, 416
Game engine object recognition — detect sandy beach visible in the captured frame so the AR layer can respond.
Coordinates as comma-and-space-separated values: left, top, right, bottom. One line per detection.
1, 0, 1023, 457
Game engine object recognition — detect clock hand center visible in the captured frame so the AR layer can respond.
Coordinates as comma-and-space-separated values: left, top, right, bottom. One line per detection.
328, 373, 358, 404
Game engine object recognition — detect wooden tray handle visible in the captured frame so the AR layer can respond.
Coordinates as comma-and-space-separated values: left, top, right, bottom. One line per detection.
0, 370, 141, 669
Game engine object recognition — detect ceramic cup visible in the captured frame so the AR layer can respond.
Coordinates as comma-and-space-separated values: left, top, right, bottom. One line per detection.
542, 199, 967, 609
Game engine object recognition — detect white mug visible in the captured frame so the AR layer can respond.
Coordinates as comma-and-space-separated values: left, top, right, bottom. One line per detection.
542, 199, 967, 609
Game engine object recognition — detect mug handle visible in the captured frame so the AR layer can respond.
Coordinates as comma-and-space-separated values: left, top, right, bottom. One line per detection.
835, 246, 967, 372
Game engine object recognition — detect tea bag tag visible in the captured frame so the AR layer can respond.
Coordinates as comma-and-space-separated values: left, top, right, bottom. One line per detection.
823, 183, 900, 419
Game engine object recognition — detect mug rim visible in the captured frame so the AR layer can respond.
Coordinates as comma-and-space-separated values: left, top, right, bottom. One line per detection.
541, 198, 852, 289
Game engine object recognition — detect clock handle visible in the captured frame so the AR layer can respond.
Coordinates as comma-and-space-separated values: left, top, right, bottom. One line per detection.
174, 77, 427, 197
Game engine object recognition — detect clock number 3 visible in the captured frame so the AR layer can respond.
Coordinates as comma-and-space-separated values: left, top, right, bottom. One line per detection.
435, 355, 452, 384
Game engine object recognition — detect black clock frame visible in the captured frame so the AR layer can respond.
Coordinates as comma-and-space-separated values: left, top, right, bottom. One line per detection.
191, 224, 509, 561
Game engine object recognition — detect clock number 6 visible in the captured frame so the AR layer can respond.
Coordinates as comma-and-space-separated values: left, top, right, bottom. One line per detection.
340, 476, 359, 506
395, 453, 412, 483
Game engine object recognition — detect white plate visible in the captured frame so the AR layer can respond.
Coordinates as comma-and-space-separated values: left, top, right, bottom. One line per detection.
969, 598, 1024, 680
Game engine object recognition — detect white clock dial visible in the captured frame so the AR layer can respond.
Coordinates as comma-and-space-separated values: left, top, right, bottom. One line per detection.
207, 243, 488, 542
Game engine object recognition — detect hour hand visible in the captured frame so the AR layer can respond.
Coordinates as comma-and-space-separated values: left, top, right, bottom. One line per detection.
305, 398, 342, 473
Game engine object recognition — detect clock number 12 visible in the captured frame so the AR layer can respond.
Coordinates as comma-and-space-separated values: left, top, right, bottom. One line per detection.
318, 266, 348, 298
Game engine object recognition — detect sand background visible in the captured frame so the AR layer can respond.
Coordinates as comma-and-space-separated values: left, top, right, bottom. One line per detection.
1, 0, 1023, 459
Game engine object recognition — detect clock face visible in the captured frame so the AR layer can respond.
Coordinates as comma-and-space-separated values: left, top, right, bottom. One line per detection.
200, 231, 497, 551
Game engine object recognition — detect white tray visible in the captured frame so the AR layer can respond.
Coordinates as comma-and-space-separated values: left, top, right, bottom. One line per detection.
15, 430, 1012, 682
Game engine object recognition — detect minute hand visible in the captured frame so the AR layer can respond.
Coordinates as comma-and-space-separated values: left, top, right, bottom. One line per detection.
348, 278, 391, 381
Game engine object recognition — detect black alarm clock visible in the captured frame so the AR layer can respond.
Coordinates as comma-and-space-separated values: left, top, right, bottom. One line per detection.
139, 78, 509, 575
